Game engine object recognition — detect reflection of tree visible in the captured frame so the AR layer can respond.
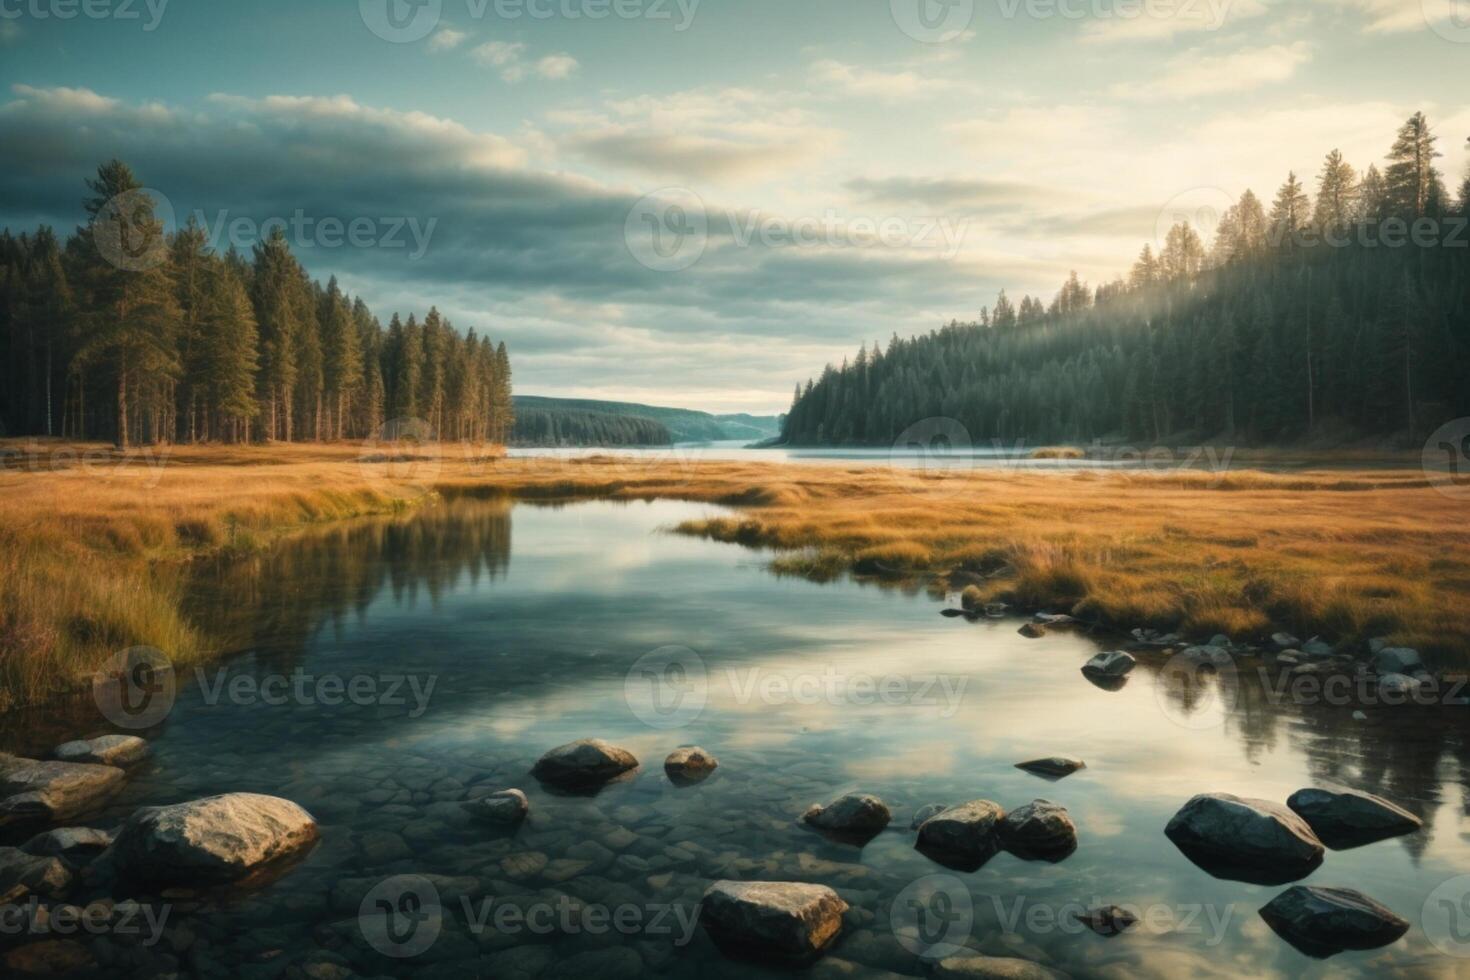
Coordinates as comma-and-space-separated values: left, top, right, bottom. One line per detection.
185, 500, 512, 673
1145, 654, 1470, 860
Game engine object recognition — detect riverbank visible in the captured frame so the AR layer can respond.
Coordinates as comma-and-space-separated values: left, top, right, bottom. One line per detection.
0, 439, 1463, 710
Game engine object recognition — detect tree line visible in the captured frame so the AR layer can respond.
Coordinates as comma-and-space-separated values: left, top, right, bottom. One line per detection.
782, 113, 1470, 447
512, 408, 673, 447
0, 160, 514, 447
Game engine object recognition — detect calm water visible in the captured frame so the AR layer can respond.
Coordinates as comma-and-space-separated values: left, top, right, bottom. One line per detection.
4, 498, 1468, 978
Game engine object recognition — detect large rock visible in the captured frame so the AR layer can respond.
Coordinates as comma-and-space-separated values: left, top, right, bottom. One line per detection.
462, 789, 528, 826
1258, 886, 1408, 957
111, 793, 319, 888
53, 735, 149, 768
1285, 787, 1422, 849
0, 756, 127, 829
1015, 757, 1085, 780
22, 827, 115, 861
1371, 647, 1425, 677
530, 739, 639, 787
0, 847, 72, 902
803, 793, 891, 842
1081, 651, 1135, 679
664, 746, 718, 785
1164, 793, 1324, 884
999, 799, 1077, 861
910, 803, 949, 829
915, 800, 1006, 871
932, 954, 1070, 979
700, 880, 847, 964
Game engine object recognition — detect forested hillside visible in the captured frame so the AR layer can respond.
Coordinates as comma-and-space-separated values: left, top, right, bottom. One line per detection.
512, 407, 672, 447
783, 113, 1470, 447
513, 395, 778, 444
0, 161, 514, 446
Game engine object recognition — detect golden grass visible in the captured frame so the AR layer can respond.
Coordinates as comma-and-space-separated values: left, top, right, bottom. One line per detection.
0, 439, 1466, 709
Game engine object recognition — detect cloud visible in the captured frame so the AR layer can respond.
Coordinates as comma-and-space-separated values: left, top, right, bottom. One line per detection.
1112, 41, 1314, 100
427, 27, 468, 51
471, 41, 577, 82
1320, 0, 1459, 33
1081, 0, 1268, 42
808, 59, 954, 101
846, 175, 1060, 213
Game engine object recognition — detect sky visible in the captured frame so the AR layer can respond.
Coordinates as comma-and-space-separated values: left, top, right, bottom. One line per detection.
0, 0, 1467, 414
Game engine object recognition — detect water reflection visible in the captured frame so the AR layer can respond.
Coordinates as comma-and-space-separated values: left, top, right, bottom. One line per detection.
0, 498, 1467, 979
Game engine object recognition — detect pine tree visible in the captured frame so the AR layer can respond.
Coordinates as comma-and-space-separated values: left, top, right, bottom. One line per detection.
1268, 172, 1312, 247
1383, 112, 1441, 219
201, 263, 259, 441
1313, 150, 1358, 236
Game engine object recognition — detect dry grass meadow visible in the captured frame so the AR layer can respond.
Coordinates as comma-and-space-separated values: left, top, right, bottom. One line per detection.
0, 439, 1465, 710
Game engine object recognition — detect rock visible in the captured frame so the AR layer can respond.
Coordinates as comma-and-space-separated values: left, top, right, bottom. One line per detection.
1258, 886, 1408, 958
803, 793, 891, 843
931, 954, 1069, 979
915, 800, 1006, 871
1015, 757, 1086, 780
1081, 651, 1135, 678
530, 739, 639, 787
941, 609, 966, 618
3, 940, 96, 976
111, 793, 319, 888
0, 756, 127, 829
1035, 613, 1076, 626
1368, 637, 1390, 655
53, 735, 149, 768
0, 847, 72, 902
999, 800, 1077, 862
984, 603, 1009, 618
1164, 793, 1324, 885
21, 826, 114, 861
462, 789, 528, 825
910, 803, 949, 829
1285, 787, 1422, 849
1376, 673, 1426, 699
1179, 645, 1231, 666
1371, 647, 1425, 677
1271, 632, 1302, 651
1208, 634, 1232, 649
1074, 905, 1138, 936
1018, 623, 1046, 639
1352, 710, 1368, 721
664, 746, 718, 785
1301, 638, 1335, 659
700, 880, 847, 964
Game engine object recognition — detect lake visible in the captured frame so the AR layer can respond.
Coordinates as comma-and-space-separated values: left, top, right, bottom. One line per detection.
3, 497, 1465, 978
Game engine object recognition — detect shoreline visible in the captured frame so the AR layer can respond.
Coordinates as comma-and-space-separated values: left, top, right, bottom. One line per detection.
0, 439, 1464, 712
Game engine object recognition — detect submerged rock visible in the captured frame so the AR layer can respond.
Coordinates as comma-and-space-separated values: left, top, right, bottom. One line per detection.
1081, 651, 1135, 679
1376, 673, 1427, 699
1015, 757, 1086, 780
1259, 886, 1408, 958
0, 846, 72, 902
1271, 632, 1302, 651
985, 603, 1009, 619
1371, 647, 1425, 677
664, 746, 718, 785
999, 799, 1077, 862
803, 793, 891, 843
0, 756, 127, 829
462, 789, 529, 826
1018, 624, 1047, 639
910, 803, 950, 829
53, 735, 149, 768
931, 954, 1070, 979
1074, 905, 1139, 937
111, 792, 319, 888
21, 826, 114, 861
530, 739, 639, 787
1285, 787, 1421, 849
700, 880, 847, 964
1164, 793, 1324, 885
916, 799, 1006, 871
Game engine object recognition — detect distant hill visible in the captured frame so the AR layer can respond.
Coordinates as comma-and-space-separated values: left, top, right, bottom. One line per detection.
512, 396, 781, 445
